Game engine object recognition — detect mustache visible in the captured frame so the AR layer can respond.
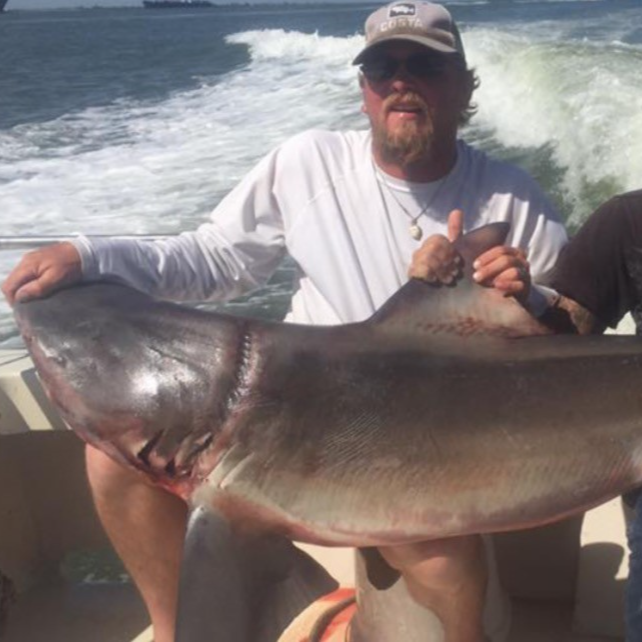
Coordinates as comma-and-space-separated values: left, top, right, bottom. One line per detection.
383, 92, 429, 115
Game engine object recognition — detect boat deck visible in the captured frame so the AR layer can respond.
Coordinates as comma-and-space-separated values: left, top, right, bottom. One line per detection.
1, 581, 621, 642
510, 600, 618, 642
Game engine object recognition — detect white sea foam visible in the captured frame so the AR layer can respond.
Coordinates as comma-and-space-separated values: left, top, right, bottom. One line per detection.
0, 29, 365, 238
3, 23, 639, 241
464, 22, 642, 225
0, 29, 368, 341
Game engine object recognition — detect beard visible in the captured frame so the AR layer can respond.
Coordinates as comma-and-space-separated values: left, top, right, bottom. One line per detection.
371, 92, 435, 168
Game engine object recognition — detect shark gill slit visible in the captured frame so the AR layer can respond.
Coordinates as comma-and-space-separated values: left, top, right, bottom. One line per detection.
135, 324, 253, 474
225, 324, 254, 413
164, 458, 177, 477
137, 429, 163, 468
184, 433, 214, 464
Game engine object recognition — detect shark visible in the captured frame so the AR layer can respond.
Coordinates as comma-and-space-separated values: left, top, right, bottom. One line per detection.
13, 222, 642, 640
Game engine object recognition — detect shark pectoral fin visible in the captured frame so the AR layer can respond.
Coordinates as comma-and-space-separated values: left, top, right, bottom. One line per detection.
254, 546, 338, 642
369, 223, 550, 340
176, 504, 251, 642
176, 503, 338, 642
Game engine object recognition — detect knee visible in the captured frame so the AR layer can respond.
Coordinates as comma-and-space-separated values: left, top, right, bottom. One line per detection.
378, 536, 486, 590
85, 444, 144, 497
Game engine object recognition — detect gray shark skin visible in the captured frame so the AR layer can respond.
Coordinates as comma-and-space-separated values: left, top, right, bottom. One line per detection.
13, 223, 642, 548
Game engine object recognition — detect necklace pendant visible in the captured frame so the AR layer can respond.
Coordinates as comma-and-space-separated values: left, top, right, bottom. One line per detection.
409, 223, 423, 241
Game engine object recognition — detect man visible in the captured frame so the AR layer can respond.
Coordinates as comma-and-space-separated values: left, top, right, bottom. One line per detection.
549, 189, 642, 642
2, 2, 566, 641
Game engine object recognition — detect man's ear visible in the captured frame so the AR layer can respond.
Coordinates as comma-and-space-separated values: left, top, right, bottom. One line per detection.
358, 73, 368, 114
457, 67, 477, 121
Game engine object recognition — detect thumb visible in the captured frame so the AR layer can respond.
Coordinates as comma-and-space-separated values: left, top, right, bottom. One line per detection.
447, 209, 464, 243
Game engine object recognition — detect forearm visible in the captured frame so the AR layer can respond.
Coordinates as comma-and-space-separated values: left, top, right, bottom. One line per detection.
538, 294, 603, 335
557, 295, 603, 334
72, 224, 284, 303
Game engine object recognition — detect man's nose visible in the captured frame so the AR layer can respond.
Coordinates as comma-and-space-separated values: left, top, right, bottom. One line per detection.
390, 68, 417, 91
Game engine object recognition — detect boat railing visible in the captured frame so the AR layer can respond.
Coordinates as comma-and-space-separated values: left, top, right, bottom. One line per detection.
0, 235, 168, 251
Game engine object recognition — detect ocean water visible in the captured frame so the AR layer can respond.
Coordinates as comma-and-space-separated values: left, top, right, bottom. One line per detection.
1, 0, 641, 344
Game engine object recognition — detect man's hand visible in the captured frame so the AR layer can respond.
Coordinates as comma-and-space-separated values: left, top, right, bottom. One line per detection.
408, 209, 464, 285
2, 242, 83, 306
472, 245, 531, 304
409, 209, 532, 304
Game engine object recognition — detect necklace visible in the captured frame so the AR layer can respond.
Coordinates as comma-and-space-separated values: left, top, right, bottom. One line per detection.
374, 164, 445, 241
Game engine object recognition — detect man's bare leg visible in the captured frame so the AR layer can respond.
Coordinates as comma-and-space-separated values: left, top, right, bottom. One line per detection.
85, 445, 187, 642
378, 536, 488, 642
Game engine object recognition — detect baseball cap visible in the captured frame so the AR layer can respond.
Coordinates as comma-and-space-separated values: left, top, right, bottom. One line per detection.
352, 1, 466, 65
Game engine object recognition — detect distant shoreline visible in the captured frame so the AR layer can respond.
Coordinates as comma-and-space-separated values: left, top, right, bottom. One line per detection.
5, 1, 378, 11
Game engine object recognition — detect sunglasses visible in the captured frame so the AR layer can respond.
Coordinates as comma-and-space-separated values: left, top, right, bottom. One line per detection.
360, 53, 449, 83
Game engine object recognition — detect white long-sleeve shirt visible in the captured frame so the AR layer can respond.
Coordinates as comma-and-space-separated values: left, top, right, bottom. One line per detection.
73, 129, 567, 325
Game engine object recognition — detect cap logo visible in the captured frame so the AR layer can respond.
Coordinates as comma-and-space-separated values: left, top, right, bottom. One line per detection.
389, 3, 416, 17
353, 1, 466, 66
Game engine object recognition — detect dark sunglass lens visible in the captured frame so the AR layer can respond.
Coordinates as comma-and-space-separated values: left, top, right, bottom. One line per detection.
361, 55, 450, 82
406, 54, 447, 79
361, 58, 397, 82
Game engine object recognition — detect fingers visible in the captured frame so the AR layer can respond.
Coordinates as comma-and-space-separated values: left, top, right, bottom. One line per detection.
492, 266, 530, 299
12, 271, 64, 304
472, 246, 531, 303
2, 242, 82, 306
408, 222, 532, 303
409, 234, 463, 285
1, 260, 40, 306
447, 209, 464, 243
408, 210, 465, 285
473, 245, 527, 273
1, 265, 38, 306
